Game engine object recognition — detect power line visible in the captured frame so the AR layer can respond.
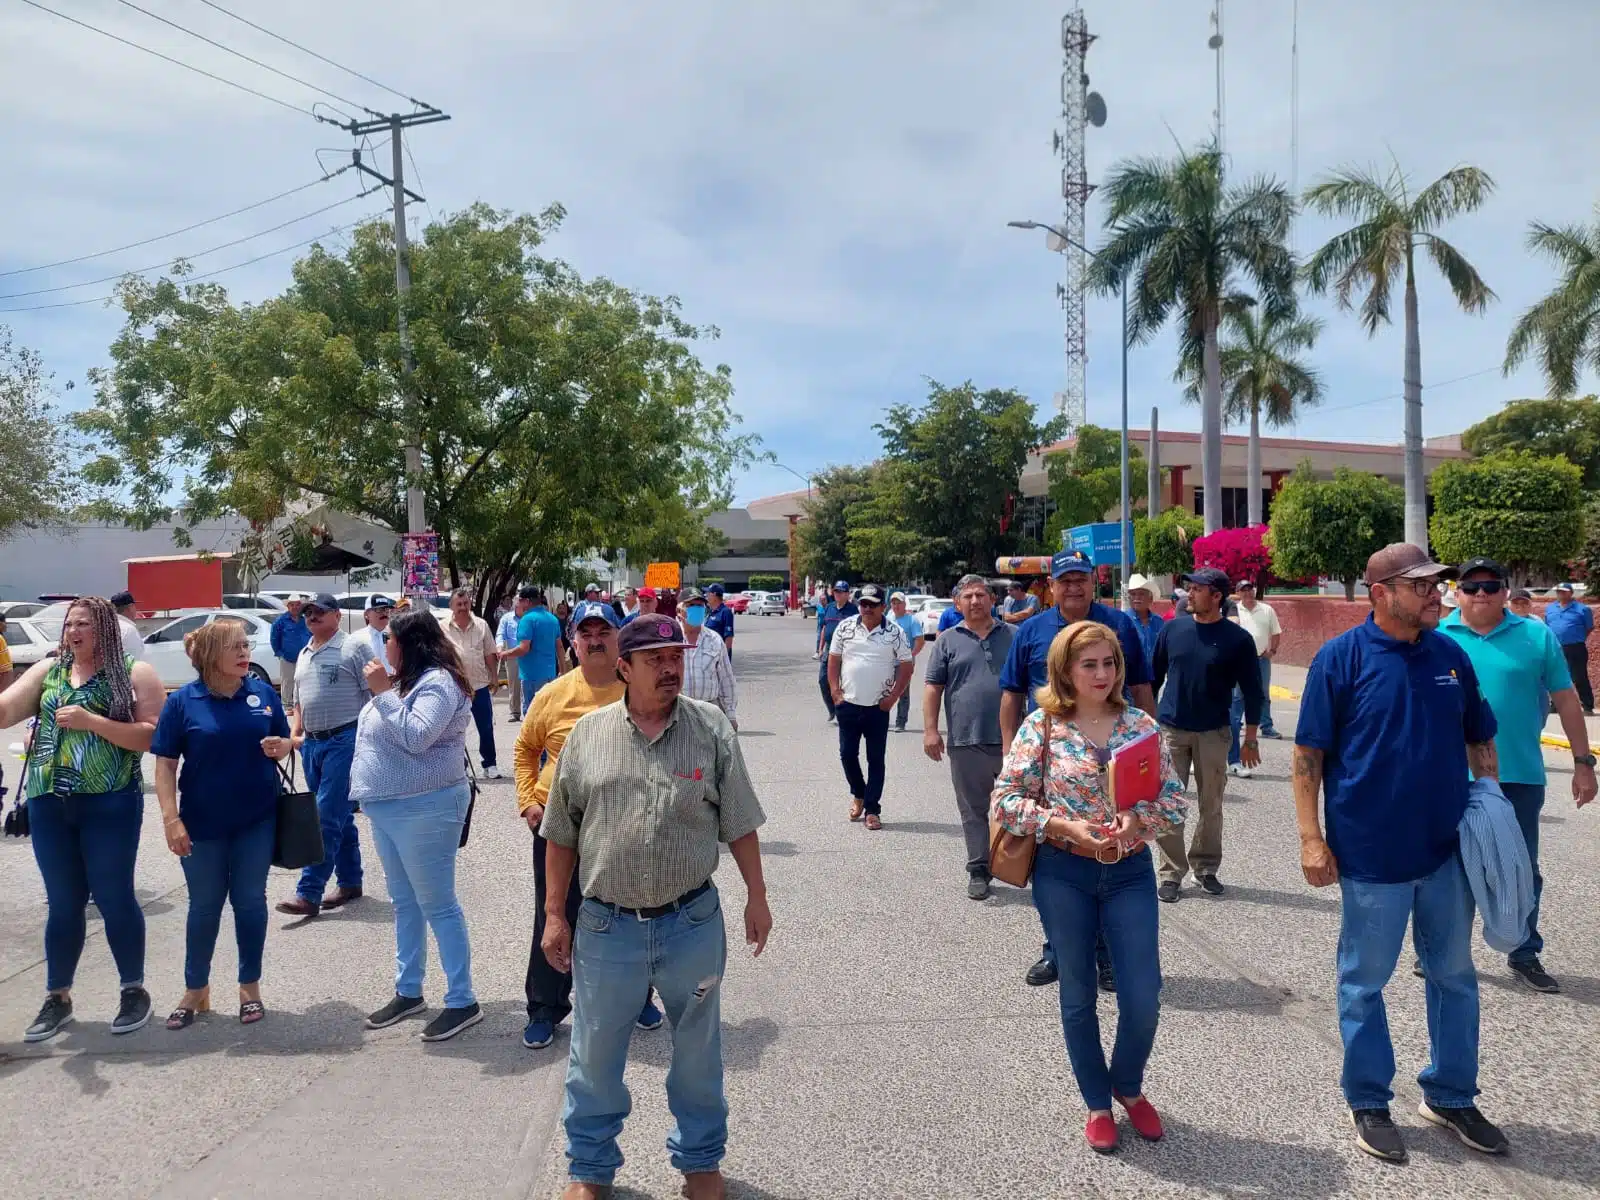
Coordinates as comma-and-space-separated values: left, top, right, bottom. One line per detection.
0, 169, 349, 279
0, 185, 381, 299
0, 213, 388, 313
1316, 366, 1503, 415
194, 0, 427, 109
110, 0, 382, 119
16, 0, 323, 122
403, 140, 436, 228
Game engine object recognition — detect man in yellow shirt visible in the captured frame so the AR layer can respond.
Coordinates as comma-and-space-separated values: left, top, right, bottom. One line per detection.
514, 599, 660, 1050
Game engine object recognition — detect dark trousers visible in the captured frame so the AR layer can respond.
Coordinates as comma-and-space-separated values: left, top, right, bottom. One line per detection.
30, 787, 145, 991
818, 659, 836, 719
1501, 782, 1546, 964
1563, 641, 1594, 710
180, 814, 275, 989
469, 686, 497, 769
526, 831, 583, 1022
836, 701, 890, 815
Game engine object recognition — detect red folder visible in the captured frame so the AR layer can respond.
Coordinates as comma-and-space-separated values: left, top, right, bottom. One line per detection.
1106, 729, 1162, 811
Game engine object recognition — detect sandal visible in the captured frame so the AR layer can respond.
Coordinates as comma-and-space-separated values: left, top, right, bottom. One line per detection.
849, 798, 865, 822
166, 1007, 198, 1030
239, 1001, 266, 1025
864, 814, 883, 831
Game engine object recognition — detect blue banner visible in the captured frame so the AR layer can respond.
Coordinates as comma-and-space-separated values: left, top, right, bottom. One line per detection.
1065, 522, 1122, 567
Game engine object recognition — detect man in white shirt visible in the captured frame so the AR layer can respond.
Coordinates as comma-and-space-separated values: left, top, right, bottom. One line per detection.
444, 588, 503, 778
358, 595, 396, 674
827, 582, 914, 831
678, 588, 738, 726
109, 590, 146, 662
1229, 580, 1283, 762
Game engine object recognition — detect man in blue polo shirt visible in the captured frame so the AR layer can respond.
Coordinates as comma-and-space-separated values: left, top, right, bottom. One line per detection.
1543, 581, 1595, 714
999, 548, 1154, 989
704, 584, 736, 658
502, 586, 563, 715
815, 581, 857, 723
1294, 542, 1507, 1164
1440, 556, 1597, 995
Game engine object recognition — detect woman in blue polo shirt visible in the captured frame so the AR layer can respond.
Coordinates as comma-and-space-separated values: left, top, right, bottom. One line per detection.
152, 619, 293, 1029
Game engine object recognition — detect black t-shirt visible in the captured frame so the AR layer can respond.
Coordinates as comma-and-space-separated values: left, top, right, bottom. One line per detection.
1151, 614, 1264, 732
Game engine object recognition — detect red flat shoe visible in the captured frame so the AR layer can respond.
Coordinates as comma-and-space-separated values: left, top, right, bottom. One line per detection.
1085, 1112, 1119, 1154
1115, 1094, 1164, 1142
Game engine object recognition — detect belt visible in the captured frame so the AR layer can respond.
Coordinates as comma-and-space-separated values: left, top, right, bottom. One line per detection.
1048, 838, 1148, 865
601, 881, 712, 920
304, 720, 357, 741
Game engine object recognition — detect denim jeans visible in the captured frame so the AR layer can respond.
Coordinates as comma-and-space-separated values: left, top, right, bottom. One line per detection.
469, 686, 497, 770
894, 688, 910, 728
564, 885, 728, 1185
180, 814, 275, 989
295, 728, 362, 903
1032, 844, 1162, 1111
1500, 782, 1545, 964
836, 701, 890, 814
364, 782, 476, 1008
1228, 656, 1275, 763
818, 659, 836, 720
1337, 852, 1479, 1110
521, 676, 554, 717
29, 787, 146, 991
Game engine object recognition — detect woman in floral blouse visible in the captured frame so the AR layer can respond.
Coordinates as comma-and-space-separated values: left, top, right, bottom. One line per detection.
991, 619, 1186, 1153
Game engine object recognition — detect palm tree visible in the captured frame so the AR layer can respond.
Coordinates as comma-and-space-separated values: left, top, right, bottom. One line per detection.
1178, 303, 1326, 525
1088, 142, 1295, 534
1503, 202, 1600, 397
1303, 162, 1495, 551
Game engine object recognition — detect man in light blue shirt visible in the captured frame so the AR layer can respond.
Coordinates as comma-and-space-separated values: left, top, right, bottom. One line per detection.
497, 603, 523, 720
1543, 581, 1595, 714
889, 592, 925, 731
1440, 558, 1597, 995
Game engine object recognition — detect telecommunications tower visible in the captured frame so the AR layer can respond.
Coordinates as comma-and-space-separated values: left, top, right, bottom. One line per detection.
1052, 8, 1105, 428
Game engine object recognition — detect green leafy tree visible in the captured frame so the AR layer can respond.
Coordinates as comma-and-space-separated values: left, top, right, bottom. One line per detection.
1503, 201, 1600, 397
795, 464, 876, 585
1462, 397, 1600, 490
747, 573, 786, 591
1043, 424, 1145, 547
1133, 506, 1203, 577
1428, 451, 1583, 580
845, 463, 930, 585
1268, 463, 1405, 599
0, 327, 83, 536
1303, 161, 1496, 551
1578, 494, 1600, 591
1088, 142, 1295, 535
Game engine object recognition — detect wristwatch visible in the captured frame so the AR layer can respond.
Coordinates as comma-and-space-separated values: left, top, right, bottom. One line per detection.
1574, 753, 1597, 768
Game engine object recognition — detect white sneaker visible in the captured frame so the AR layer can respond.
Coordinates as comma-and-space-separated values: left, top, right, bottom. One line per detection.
1227, 763, 1242, 777
1236, 766, 1254, 778
483, 765, 502, 780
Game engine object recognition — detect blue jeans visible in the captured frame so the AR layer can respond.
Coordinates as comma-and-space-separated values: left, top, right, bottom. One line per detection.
1032, 844, 1162, 1111
364, 783, 476, 1008
469, 686, 497, 769
521, 675, 555, 717
180, 814, 275, 989
1337, 852, 1479, 1110
295, 728, 362, 903
1500, 782, 1545, 964
818, 658, 835, 719
564, 884, 728, 1185
1229, 656, 1274, 763
29, 787, 146, 991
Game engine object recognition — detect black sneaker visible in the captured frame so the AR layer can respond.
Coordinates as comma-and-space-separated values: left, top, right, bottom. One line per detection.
1351, 1108, 1407, 1163
1412, 958, 1424, 979
1157, 881, 1180, 903
1509, 957, 1560, 994
1097, 962, 1117, 994
420, 1002, 483, 1042
110, 987, 151, 1035
967, 873, 990, 901
1197, 874, 1225, 896
1418, 1102, 1509, 1155
365, 993, 427, 1029
24, 994, 73, 1043
1025, 956, 1058, 987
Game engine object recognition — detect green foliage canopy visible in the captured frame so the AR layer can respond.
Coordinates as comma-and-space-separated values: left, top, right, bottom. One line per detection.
1268, 463, 1404, 599
1133, 507, 1203, 577
1428, 451, 1584, 576
1461, 397, 1600, 489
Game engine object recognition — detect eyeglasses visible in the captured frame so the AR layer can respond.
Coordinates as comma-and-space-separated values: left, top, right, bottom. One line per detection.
1458, 580, 1504, 596
858, 600, 882, 609
1380, 577, 1442, 597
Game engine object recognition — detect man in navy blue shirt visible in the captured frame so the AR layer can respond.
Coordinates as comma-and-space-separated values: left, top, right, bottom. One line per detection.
269, 596, 312, 711
1544, 581, 1595, 714
998, 548, 1153, 990
815, 581, 858, 723
1294, 542, 1507, 1164
704, 584, 735, 658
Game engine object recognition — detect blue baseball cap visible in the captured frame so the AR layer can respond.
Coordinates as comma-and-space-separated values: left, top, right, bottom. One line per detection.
1051, 549, 1094, 577
706, 583, 725, 596
832, 579, 850, 592
568, 600, 620, 630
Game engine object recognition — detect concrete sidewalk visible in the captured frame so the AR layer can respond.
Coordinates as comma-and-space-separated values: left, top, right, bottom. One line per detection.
1, 621, 1598, 1198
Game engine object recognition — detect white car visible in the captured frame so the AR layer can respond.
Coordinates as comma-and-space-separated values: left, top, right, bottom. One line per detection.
919, 598, 954, 638
2, 617, 57, 670
900, 594, 934, 613
141, 610, 280, 690
746, 591, 787, 616
222, 592, 287, 611
0, 601, 46, 619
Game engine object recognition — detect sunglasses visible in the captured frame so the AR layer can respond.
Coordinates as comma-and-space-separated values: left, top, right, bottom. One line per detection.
858, 599, 882, 609
1458, 580, 1505, 596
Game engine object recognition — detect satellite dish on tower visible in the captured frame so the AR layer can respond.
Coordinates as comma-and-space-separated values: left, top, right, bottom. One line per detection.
1208, 33, 1223, 49
1085, 92, 1107, 127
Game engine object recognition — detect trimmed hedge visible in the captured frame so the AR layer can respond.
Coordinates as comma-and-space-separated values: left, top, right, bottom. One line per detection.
1428, 452, 1583, 574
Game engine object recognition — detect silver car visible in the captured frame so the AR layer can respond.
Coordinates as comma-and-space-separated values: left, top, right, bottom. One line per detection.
746, 591, 787, 616
141, 610, 281, 690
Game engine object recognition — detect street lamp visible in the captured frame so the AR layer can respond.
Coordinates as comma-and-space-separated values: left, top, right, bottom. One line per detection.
772, 461, 814, 500
1007, 219, 1132, 609
771, 462, 814, 613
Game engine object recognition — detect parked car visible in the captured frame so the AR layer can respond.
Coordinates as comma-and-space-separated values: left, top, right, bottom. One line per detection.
0, 601, 45, 619
746, 591, 787, 616
900, 594, 934, 613
919, 598, 955, 638
141, 610, 280, 690
726, 593, 751, 614
2, 617, 57, 671
222, 592, 288, 611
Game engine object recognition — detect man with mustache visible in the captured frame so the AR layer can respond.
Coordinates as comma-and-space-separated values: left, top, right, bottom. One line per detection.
514, 601, 662, 1050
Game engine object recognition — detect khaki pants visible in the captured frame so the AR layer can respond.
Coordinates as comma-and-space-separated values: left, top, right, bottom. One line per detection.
502, 659, 522, 717
1156, 724, 1231, 884
278, 657, 297, 708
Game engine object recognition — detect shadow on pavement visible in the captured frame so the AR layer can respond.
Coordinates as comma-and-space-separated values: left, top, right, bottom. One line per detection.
761, 841, 801, 857
627, 1016, 779, 1074
611, 1181, 804, 1200
1487, 1121, 1600, 1185
1221, 885, 1340, 915
1481, 971, 1600, 1008
984, 886, 1036, 908
1162, 974, 1293, 1015
875, 821, 961, 837
419, 999, 560, 1076
1123, 1119, 1349, 1199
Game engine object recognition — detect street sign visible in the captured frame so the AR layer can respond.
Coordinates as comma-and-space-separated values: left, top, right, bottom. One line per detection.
1065, 522, 1122, 567
643, 562, 681, 590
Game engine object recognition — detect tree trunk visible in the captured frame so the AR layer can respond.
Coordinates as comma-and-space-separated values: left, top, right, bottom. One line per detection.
1201, 312, 1224, 534
1403, 258, 1427, 551
1246, 398, 1263, 526
1343, 578, 1355, 601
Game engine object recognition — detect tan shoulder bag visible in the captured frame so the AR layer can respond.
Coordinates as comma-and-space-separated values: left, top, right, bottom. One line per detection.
987, 715, 1051, 887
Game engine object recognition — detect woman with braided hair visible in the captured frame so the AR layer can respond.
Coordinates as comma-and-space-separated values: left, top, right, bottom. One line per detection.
0, 596, 165, 1041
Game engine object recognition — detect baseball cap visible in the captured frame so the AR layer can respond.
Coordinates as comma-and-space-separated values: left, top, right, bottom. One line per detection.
617, 615, 686, 656
1509, 588, 1533, 602
832, 579, 850, 592
1456, 556, 1506, 580
857, 583, 886, 605
303, 592, 339, 614
568, 600, 620, 630
367, 594, 395, 610
1051, 549, 1094, 577
1181, 567, 1231, 593
109, 590, 135, 608
889, 591, 907, 603
680, 587, 705, 604
1363, 542, 1457, 588
1236, 578, 1257, 589
706, 583, 725, 596
637, 586, 658, 600
1557, 581, 1576, 592
584, 582, 601, 595
1126, 573, 1154, 592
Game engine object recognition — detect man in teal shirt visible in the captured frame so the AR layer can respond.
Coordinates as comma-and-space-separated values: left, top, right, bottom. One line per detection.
503, 586, 563, 715
1440, 557, 1597, 995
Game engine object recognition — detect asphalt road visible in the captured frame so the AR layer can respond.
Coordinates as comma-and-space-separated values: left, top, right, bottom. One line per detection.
0, 618, 1597, 1199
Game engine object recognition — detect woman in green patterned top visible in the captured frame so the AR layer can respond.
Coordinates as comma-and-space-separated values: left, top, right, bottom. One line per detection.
0, 596, 165, 1043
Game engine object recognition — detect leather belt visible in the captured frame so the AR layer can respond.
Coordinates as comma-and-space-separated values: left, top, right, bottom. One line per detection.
304, 720, 358, 741
1049, 838, 1148, 865
602, 881, 713, 920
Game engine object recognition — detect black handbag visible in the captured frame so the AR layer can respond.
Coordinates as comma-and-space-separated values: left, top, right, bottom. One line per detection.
272, 758, 325, 870
458, 752, 479, 849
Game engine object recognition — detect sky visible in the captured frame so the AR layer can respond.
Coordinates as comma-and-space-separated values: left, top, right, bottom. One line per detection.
3, 0, 1597, 509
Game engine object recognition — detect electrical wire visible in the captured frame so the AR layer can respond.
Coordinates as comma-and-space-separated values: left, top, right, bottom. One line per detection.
0, 169, 349, 279
0, 185, 382, 299
403, 140, 436, 227
0, 213, 389, 313
14, 0, 321, 121
110, 0, 382, 119
194, 0, 428, 109
1315, 366, 1503, 415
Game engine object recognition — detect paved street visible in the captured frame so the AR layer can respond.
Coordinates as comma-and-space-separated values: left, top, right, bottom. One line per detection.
1, 617, 1598, 1199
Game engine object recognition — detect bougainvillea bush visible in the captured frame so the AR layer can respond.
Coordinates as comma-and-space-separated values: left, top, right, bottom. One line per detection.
1191, 524, 1274, 592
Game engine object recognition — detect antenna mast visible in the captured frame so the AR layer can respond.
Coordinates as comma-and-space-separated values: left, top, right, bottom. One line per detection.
1209, 0, 1226, 157
1055, 7, 1097, 429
